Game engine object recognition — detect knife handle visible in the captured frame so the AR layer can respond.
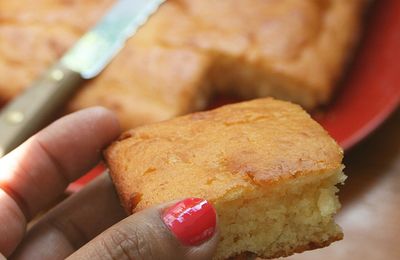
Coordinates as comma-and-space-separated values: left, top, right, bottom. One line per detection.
0, 62, 84, 157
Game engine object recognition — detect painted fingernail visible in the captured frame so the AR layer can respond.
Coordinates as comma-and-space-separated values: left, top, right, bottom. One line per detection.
162, 198, 217, 246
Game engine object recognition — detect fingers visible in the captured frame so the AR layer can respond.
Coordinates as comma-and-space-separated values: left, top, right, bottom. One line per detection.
68, 198, 219, 260
0, 107, 120, 257
0, 189, 26, 257
11, 174, 127, 260
0, 107, 120, 219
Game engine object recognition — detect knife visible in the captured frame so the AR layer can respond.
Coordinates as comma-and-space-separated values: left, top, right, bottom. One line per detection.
0, 0, 165, 157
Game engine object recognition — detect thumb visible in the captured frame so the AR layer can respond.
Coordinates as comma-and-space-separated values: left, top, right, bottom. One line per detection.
67, 198, 219, 260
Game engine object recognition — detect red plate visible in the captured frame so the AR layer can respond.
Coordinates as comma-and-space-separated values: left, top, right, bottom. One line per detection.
68, 0, 400, 192
314, 0, 400, 150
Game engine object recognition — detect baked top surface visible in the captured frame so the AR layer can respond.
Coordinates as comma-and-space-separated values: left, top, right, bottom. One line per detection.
0, 0, 364, 128
105, 98, 343, 210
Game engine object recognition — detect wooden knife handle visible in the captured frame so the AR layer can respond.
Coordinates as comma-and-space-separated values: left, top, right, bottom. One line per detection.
0, 62, 84, 157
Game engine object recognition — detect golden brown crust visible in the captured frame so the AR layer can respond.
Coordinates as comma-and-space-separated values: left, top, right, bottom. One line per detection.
230, 233, 342, 259
0, 0, 365, 129
259, 233, 343, 259
105, 98, 343, 212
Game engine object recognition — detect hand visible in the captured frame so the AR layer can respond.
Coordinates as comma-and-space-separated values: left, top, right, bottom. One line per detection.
0, 107, 219, 260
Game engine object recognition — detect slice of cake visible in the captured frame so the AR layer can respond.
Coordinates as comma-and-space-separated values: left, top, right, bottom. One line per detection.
105, 98, 345, 259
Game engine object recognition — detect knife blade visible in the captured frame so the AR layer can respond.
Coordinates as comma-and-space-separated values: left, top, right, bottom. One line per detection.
0, 0, 165, 157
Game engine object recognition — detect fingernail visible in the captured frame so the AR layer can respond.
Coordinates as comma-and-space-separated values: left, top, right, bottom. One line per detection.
162, 198, 217, 246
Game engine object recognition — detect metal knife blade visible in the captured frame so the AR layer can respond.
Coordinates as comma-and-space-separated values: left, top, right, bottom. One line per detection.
62, 0, 165, 79
0, 0, 165, 157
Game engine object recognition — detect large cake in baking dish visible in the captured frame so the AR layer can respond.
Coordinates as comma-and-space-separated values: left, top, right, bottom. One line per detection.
0, 0, 365, 129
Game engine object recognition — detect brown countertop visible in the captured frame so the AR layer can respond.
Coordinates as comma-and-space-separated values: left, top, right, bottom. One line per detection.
286, 108, 400, 260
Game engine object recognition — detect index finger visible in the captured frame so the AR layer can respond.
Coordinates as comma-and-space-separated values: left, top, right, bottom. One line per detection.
0, 107, 120, 256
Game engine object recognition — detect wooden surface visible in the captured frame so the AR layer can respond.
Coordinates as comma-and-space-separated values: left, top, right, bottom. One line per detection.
286, 108, 400, 260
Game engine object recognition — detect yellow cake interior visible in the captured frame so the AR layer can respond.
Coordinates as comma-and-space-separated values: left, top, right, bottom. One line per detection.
213, 168, 345, 259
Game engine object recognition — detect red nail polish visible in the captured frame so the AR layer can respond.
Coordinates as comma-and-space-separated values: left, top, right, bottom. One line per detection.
162, 198, 217, 246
